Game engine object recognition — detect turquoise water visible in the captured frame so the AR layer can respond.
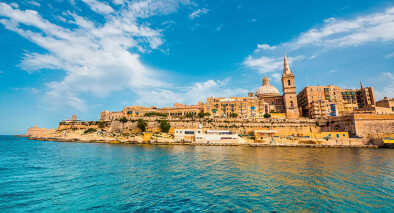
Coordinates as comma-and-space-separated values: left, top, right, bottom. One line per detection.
0, 136, 393, 212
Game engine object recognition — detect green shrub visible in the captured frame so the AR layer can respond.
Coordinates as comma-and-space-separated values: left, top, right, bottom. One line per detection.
159, 120, 171, 133
84, 128, 97, 134
98, 121, 106, 128
229, 113, 238, 118
264, 113, 271, 118
184, 112, 195, 118
198, 112, 211, 118
119, 117, 128, 123
137, 119, 147, 132
144, 112, 168, 117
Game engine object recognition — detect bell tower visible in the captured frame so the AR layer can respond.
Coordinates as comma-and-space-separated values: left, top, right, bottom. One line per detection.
281, 54, 299, 119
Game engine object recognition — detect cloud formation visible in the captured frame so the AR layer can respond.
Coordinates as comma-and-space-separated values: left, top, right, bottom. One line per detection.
243, 55, 304, 73
244, 6, 394, 82
189, 8, 208, 19
136, 78, 248, 107
0, 0, 190, 111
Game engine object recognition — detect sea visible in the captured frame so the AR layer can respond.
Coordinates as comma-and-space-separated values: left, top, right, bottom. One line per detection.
0, 135, 393, 212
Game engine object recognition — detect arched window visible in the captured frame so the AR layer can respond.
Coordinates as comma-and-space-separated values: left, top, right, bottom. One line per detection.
290, 101, 294, 108
288, 80, 291, 86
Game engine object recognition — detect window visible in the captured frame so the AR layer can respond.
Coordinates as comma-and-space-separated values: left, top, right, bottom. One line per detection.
288, 80, 291, 86
343, 134, 345, 136
336, 134, 340, 138
185, 131, 195, 135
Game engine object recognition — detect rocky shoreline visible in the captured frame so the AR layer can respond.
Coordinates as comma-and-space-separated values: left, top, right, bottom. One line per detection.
22, 135, 379, 148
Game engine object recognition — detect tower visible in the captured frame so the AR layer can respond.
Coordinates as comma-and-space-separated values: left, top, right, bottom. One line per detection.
281, 54, 299, 119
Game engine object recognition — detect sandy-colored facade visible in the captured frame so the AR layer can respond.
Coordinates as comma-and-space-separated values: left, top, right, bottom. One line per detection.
376, 97, 394, 110
297, 83, 376, 119
100, 55, 300, 120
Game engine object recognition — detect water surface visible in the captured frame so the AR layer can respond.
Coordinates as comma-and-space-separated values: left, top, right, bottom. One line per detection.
0, 136, 393, 212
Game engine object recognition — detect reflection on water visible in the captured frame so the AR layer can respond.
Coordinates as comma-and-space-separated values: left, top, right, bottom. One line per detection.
0, 136, 393, 212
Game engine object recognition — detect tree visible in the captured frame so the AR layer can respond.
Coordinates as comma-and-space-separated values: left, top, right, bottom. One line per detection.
229, 113, 238, 118
198, 111, 211, 118
185, 112, 195, 118
137, 119, 147, 132
84, 128, 97, 134
159, 120, 171, 133
119, 117, 128, 123
264, 113, 271, 118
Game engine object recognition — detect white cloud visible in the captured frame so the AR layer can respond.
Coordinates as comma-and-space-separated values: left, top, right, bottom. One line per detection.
113, 0, 125, 5
27, 1, 40, 7
189, 8, 208, 19
136, 79, 248, 107
244, 55, 304, 73
271, 73, 281, 82
288, 7, 394, 50
247, 6, 394, 64
81, 0, 114, 14
374, 72, 394, 100
0, 1, 189, 111
256, 43, 276, 51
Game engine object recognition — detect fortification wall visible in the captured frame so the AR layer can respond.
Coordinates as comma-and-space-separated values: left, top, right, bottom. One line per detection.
57, 118, 319, 136
321, 114, 394, 138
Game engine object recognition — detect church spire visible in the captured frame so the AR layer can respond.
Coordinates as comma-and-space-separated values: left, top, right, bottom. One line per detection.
360, 81, 364, 89
283, 52, 292, 75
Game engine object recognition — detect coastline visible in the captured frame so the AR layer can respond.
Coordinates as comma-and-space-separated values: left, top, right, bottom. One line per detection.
22, 135, 379, 148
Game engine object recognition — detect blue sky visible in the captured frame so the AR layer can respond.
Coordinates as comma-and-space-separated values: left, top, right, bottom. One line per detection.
0, 0, 393, 134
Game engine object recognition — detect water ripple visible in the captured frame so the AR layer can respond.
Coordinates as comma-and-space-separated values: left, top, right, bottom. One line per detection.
0, 136, 393, 212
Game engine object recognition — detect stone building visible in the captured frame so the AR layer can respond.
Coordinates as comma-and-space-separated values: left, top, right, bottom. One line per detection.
100, 103, 204, 121
100, 54, 301, 121
281, 55, 299, 119
204, 96, 269, 118
376, 97, 394, 110
204, 54, 299, 119
376, 97, 394, 114
297, 83, 376, 119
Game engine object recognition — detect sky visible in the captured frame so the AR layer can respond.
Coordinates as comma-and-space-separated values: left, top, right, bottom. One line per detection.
0, 0, 393, 134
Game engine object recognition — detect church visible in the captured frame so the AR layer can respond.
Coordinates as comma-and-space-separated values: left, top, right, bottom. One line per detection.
204, 54, 299, 119
100, 54, 300, 121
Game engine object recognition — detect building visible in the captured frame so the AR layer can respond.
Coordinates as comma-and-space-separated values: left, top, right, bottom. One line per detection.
297, 83, 376, 119
205, 54, 299, 119
297, 85, 344, 118
100, 102, 204, 121
281, 54, 299, 119
100, 54, 301, 121
205, 96, 269, 119
375, 97, 394, 115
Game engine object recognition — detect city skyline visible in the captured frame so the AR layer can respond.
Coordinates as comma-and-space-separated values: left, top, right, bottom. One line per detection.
0, 0, 393, 134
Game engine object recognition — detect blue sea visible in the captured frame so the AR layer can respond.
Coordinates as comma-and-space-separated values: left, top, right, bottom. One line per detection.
0, 135, 393, 212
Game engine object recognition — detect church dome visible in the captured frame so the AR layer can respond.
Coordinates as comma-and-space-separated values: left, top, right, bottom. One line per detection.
256, 76, 280, 97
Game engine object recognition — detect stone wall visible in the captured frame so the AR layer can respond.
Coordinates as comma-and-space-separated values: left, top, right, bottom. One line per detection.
57, 117, 320, 136
321, 114, 394, 138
